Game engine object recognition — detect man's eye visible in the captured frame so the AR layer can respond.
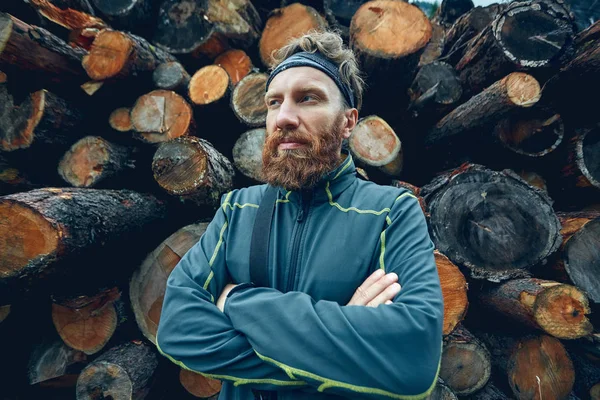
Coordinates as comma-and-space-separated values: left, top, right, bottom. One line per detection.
301, 95, 317, 102
267, 99, 280, 106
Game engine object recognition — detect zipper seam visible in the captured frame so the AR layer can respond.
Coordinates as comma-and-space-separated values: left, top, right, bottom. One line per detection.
287, 194, 311, 291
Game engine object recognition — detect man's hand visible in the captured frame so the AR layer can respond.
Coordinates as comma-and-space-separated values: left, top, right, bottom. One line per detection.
217, 283, 238, 312
347, 269, 401, 307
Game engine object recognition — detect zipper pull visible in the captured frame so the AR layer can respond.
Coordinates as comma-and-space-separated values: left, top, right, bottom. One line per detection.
297, 208, 304, 222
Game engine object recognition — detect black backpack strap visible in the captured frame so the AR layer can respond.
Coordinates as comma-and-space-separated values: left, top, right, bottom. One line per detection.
249, 185, 278, 287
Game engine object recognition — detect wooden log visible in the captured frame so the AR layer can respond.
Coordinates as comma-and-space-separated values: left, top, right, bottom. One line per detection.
152, 136, 234, 207
0, 154, 42, 195
425, 72, 541, 147
433, 0, 474, 27
421, 164, 561, 282
560, 127, 600, 193
569, 350, 600, 400
231, 72, 268, 128
0, 86, 84, 152
214, 49, 253, 86
419, 21, 446, 67
28, 338, 87, 385
440, 325, 491, 396
323, 0, 369, 40
192, 32, 231, 60
349, 115, 403, 177
0, 188, 167, 296
408, 61, 462, 121
463, 381, 511, 400
76, 341, 158, 400
516, 170, 548, 193
477, 278, 592, 339
455, 0, 575, 97
152, 61, 190, 94
130, 90, 194, 143
428, 378, 459, 400
27, 0, 107, 32
478, 333, 575, 400
232, 127, 266, 182
108, 107, 133, 132
562, 0, 600, 31
188, 65, 231, 106
0, 12, 87, 82
90, 0, 156, 35
179, 366, 221, 399
58, 136, 135, 188
435, 251, 468, 336
259, 3, 328, 68
82, 29, 177, 81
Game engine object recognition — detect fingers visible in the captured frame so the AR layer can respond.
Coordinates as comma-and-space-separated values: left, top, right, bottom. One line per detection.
367, 282, 401, 308
347, 270, 399, 306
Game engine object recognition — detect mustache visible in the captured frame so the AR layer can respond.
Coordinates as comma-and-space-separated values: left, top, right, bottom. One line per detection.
270, 129, 313, 145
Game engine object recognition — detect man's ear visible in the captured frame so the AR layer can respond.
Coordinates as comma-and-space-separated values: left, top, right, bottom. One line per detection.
342, 108, 358, 139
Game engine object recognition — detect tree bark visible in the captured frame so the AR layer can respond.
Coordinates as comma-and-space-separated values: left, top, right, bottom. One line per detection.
435, 251, 468, 336
152, 62, 190, 94
231, 72, 268, 128
214, 49, 253, 86
323, 0, 368, 41
433, 0, 474, 27
232, 127, 266, 182
408, 61, 462, 121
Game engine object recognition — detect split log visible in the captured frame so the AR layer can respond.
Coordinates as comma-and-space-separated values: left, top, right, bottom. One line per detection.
179, 368, 221, 399
108, 107, 133, 132
82, 29, 177, 81
130, 90, 194, 143
349, 115, 403, 177
428, 378, 458, 400
214, 49, 253, 86
90, 0, 156, 35
477, 278, 592, 339
152, 136, 234, 207
28, 339, 87, 385
478, 332, 575, 400
433, 0, 474, 27
188, 65, 231, 106
569, 350, 600, 400
76, 341, 158, 400
231, 72, 268, 127
259, 3, 328, 68
435, 251, 468, 336
455, 0, 575, 97
232, 127, 266, 182
408, 61, 462, 121
463, 381, 511, 400
421, 164, 561, 282
425, 72, 541, 147
0, 188, 167, 296
439, 325, 491, 396
0, 86, 84, 152
152, 62, 190, 93
58, 136, 135, 188
323, 0, 369, 40
0, 12, 87, 82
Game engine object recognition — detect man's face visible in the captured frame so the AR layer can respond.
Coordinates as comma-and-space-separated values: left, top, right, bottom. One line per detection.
262, 67, 357, 190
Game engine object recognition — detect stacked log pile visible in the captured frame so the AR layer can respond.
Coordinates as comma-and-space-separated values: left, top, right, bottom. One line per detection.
0, 0, 599, 399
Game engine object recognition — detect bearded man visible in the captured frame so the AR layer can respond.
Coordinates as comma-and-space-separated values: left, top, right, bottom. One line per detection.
157, 31, 443, 400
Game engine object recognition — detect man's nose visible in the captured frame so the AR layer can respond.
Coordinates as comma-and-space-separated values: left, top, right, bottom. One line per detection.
275, 100, 300, 130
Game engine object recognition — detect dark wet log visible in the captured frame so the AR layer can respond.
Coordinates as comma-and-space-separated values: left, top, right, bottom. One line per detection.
516, 170, 548, 192
455, 0, 575, 97
0, 12, 87, 83
560, 126, 600, 194
214, 49, 253, 86
179, 369, 221, 399
323, 0, 368, 40
349, 115, 403, 177
152, 62, 190, 93
569, 350, 600, 400
0, 86, 84, 152
90, 0, 156, 35
421, 164, 561, 282
477, 278, 592, 339
130, 90, 194, 143
429, 378, 458, 400
108, 107, 133, 132
28, 339, 87, 385
0, 188, 167, 294
435, 251, 468, 336
433, 0, 474, 27
188, 65, 231, 106
152, 136, 234, 207
563, 0, 600, 31
419, 21, 445, 67
231, 72, 268, 128
478, 333, 575, 400
58, 136, 135, 188
51, 288, 121, 355
76, 341, 158, 400
0, 154, 41, 195
408, 61, 462, 121
232, 127, 266, 182
440, 325, 491, 395
82, 29, 177, 81
463, 381, 511, 400
425, 72, 541, 147
259, 3, 327, 68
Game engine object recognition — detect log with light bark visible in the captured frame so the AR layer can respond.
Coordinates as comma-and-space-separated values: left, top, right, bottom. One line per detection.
214, 49, 253, 86
439, 325, 491, 396
259, 3, 328, 68
58, 136, 135, 188
152, 136, 234, 207
429, 378, 459, 400
477, 332, 575, 400
231, 72, 268, 128
477, 278, 592, 339
108, 107, 133, 132
0, 188, 167, 298
179, 366, 221, 399
0, 86, 84, 152
435, 251, 468, 336
425, 72, 541, 147
455, 0, 575, 97
152, 62, 190, 93
0, 12, 87, 82
408, 61, 462, 121
569, 350, 600, 400
130, 90, 194, 143
28, 338, 87, 386
421, 164, 562, 282
82, 29, 177, 81
90, 0, 156, 35
232, 127, 266, 182
349, 115, 403, 177
75, 341, 158, 400
188, 65, 231, 106
433, 0, 474, 27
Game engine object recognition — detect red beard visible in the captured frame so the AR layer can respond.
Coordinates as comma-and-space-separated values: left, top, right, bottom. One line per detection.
262, 116, 345, 190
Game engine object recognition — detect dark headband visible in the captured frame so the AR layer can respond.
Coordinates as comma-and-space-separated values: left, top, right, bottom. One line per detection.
265, 51, 355, 109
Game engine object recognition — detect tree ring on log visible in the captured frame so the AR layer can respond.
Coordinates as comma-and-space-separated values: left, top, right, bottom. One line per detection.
505, 72, 541, 107
231, 73, 268, 127
435, 251, 468, 336
58, 137, 111, 187
441, 343, 490, 395
564, 217, 600, 303
108, 107, 133, 132
76, 361, 133, 399
189, 65, 230, 105
576, 127, 600, 189
215, 49, 253, 85
533, 283, 592, 338
153, 139, 209, 195
426, 165, 561, 281
349, 116, 401, 167
82, 30, 133, 80
232, 128, 266, 182
180, 368, 222, 398
495, 110, 563, 157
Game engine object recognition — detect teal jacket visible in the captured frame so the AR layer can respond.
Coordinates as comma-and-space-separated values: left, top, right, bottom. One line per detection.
157, 155, 443, 400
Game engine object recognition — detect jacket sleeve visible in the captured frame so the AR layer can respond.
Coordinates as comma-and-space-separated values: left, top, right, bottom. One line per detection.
223, 193, 444, 399
156, 192, 307, 391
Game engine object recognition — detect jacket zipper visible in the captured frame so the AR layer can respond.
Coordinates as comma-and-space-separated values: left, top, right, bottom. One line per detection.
286, 190, 312, 291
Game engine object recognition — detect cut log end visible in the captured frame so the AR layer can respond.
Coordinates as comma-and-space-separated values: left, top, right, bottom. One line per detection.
131, 90, 193, 143
232, 128, 266, 182
495, 111, 563, 157
0, 88, 45, 151
564, 216, 600, 303
153, 62, 190, 91
215, 49, 253, 85
505, 72, 541, 107
179, 369, 222, 398
77, 362, 132, 399
535, 284, 593, 339
0, 71, 7, 83
349, 116, 401, 167
58, 137, 111, 187
82, 30, 132, 80
435, 251, 468, 335
231, 73, 268, 127
189, 65, 230, 105
577, 127, 600, 189
109, 107, 133, 132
